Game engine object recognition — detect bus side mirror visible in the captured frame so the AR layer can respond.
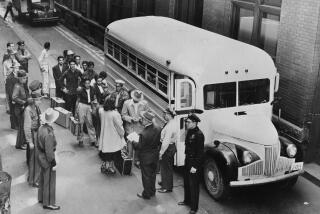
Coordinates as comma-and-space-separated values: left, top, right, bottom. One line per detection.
275, 73, 280, 92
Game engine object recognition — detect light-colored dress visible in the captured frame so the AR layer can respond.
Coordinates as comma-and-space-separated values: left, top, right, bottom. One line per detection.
98, 108, 125, 153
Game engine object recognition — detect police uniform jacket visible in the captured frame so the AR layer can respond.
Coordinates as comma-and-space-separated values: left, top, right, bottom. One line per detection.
185, 126, 205, 170
37, 124, 57, 169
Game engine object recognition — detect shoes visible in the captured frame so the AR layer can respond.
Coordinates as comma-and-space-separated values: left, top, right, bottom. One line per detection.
91, 142, 96, 146
178, 201, 189, 206
189, 210, 197, 214
78, 141, 84, 147
43, 205, 60, 210
38, 200, 43, 203
158, 181, 162, 186
158, 189, 172, 193
16, 145, 27, 150
137, 193, 150, 200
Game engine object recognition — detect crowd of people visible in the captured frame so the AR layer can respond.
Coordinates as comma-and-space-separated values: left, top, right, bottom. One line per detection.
2, 40, 205, 214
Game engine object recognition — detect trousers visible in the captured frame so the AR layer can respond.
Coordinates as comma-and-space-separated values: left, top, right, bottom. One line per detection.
27, 130, 40, 186
38, 167, 56, 206
183, 159, 200, 212
41, 68, 49, 94
160, 144, 176, 190
77, 103, 96, 143
65, 94, 77, 116
14, 105, 26, 148
140, 160, 157, 198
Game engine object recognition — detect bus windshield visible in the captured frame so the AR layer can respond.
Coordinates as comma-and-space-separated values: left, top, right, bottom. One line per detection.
239, 79, 270, 106
204, 78, 270, 110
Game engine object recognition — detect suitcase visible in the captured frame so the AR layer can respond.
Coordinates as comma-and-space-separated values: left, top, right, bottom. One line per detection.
54, 107, 71, 128
51, 97, 65, 108
49, 83, 56, 98
69, 116, 80, 136
115, 150, 133, 176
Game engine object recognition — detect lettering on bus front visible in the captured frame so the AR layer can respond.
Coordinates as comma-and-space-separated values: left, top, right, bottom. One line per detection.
106, 38, 169, 97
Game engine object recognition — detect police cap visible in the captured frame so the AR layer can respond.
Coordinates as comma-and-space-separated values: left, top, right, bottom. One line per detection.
187, 113, 201, 123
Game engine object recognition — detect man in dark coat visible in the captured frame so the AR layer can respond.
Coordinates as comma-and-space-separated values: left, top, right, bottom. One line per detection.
52, 56, 67, 98
178, 114, 204, 214
59, 59, 82, 115
133, 111, 161, 199
5, 65, 19, 129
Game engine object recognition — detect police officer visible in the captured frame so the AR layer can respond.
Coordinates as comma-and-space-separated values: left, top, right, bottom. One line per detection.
178, 113, 204, 214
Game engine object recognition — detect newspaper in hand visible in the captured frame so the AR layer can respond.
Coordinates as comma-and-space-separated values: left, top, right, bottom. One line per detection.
127, 132, 140, 142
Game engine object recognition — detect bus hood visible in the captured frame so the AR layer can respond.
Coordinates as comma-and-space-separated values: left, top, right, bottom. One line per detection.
210, 114, 278, 146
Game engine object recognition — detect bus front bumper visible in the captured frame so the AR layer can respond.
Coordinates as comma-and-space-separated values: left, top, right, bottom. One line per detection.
31, 17, 59, 23
229, 170, 304, 187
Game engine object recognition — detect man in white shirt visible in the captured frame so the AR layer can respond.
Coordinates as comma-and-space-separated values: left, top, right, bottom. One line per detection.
77, 78, 97, 147
38, 42, 51, 97
122, 90, 150, 167
74, 55, 84, 74
158, 107, 177, 193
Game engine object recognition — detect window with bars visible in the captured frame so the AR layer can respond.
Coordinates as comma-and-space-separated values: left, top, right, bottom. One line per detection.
106, 39, 169, 96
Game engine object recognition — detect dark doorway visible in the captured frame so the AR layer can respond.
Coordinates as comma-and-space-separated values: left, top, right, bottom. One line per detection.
175, 0, 203, 27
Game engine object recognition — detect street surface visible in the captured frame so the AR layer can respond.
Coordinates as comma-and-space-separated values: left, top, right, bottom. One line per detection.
1, 3, 320, 214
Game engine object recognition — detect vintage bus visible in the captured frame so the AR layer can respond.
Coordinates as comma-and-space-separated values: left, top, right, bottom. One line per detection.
104, 16, 304, 200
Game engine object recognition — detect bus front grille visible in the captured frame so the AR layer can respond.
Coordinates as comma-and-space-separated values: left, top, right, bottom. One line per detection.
241, 160, 264, 177
264, 145, 279, 176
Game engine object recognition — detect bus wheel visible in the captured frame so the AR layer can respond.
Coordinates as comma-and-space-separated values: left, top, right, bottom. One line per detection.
203, 158, 229, 201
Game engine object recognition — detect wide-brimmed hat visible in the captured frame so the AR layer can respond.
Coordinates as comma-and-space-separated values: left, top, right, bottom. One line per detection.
131, 90, 143, 102
40, 108, 59, 124
29, 80, 42, 91
141, 111, 155, 122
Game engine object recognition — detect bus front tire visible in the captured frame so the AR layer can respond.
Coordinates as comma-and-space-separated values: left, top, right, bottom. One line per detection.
203, 158, 230, 201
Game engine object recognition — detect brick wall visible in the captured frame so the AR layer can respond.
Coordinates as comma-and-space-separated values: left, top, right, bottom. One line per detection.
202, 0, 232, 36
276, 0, 320, 126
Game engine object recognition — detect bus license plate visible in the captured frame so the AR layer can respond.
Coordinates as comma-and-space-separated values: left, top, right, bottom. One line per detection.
290, 162, 303, 171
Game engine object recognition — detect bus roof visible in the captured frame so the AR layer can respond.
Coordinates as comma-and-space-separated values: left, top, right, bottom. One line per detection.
107, 16, 276, 84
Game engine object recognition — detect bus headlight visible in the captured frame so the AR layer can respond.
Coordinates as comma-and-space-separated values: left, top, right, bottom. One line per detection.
286, 144, 297, 158
242, 151, 253, 165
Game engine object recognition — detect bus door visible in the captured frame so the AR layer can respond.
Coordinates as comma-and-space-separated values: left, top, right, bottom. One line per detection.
174, 79, 196, 166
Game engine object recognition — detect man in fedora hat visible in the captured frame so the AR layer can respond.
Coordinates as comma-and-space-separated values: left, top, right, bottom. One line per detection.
178, 113, 204, 214
133, 111, 161, 199
122, 89, 150, 167
109, 79, 129, 112
12, 70, 29, 150
158, 107, 177, 193
38, 108, 60, 210
24, 80, 42, 187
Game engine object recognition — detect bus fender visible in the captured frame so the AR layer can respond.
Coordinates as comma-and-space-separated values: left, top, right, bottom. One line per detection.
204, 143, 239, 182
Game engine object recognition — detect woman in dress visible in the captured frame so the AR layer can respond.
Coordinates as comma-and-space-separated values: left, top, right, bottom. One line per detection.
98, 97, 125, 174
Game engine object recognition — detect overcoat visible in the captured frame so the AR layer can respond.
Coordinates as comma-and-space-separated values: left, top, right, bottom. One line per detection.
98, 108, 125, 153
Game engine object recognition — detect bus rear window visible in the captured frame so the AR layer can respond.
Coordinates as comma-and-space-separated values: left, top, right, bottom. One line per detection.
204, 82, 236, 109
239, 79, 270, 106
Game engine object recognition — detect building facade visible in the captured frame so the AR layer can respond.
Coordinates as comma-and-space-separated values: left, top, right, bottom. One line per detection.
55, 0, 320, 161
